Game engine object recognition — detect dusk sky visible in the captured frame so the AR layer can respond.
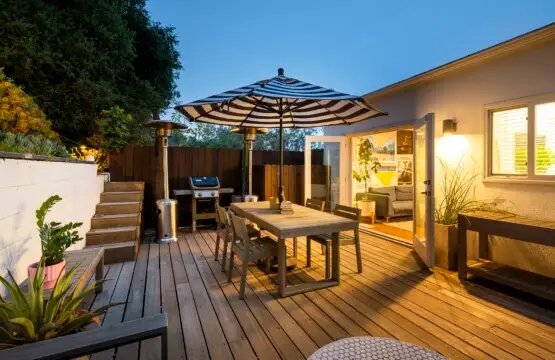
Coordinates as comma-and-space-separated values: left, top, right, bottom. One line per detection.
147, 1, 555, 109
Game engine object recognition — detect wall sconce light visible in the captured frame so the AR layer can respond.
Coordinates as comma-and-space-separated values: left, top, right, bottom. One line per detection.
443, 119, 457, 136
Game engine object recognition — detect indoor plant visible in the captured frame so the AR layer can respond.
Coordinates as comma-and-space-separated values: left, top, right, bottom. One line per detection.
352, 137, 381, 219
28, 195, 83, 289
0, 262, 121, 349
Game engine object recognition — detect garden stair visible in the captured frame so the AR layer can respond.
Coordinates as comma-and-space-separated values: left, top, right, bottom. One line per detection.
85, 182, 144, 264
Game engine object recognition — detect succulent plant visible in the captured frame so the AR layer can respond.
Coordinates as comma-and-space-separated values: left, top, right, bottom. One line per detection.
0, 261, 122, 349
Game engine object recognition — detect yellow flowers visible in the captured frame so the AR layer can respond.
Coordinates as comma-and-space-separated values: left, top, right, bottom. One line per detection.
0, 70, 59, 140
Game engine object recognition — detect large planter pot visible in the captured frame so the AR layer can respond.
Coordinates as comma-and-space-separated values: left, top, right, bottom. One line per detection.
28, 260, 66, 290
434, 223, 458, 270
357, 200, 375, 217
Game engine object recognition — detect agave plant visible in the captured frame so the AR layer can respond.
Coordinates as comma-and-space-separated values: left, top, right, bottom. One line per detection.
0, 261, 122, 349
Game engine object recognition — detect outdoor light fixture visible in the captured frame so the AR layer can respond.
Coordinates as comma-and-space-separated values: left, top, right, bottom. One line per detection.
443, 119, 457, 136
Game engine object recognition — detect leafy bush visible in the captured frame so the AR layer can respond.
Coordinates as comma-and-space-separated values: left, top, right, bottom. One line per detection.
36, 195, 82, 266
0, 69, 58, 140
0, 262, 122, 349
0, 131, 69, 158
97, 106, 133, 153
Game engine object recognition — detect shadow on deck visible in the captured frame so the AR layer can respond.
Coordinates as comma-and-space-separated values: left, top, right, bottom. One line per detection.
85, 230, 555, 360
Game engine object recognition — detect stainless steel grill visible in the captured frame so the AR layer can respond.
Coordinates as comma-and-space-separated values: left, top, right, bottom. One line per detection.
189, 176, 220, 231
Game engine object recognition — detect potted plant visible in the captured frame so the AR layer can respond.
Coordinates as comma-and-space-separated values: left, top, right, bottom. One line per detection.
352, 138, 381, 219
28, 195, 83, 289
0, 262, 122, 349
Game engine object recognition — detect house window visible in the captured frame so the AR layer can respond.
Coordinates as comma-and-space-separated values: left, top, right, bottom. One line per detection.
491, 107, 528, 175
535, 102, 555, 175
488, 98, 555, 181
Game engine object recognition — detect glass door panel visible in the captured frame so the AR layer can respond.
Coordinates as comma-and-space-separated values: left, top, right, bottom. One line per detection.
305, 136, 347, 210
413, 114, 435, 267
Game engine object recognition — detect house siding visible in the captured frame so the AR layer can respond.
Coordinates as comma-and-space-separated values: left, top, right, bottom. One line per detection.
326, 40, 555, 277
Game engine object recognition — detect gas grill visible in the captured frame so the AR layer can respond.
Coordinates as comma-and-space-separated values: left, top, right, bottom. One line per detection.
189, 176, 220, 198
172, 177, 234, 231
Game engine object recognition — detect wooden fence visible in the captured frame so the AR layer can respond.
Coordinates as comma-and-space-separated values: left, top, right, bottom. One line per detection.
109, 146, 313, 227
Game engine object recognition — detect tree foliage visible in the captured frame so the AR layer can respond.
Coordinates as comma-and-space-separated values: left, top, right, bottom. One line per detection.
170, 120, 321, 151
0, 68, 58, 140
0, 0, 181, 143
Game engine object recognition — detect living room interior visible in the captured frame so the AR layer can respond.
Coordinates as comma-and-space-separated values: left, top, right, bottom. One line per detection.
352, 127, 414, 245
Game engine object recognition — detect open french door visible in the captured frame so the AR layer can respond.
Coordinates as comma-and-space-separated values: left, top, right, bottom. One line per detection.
304, 136, 348, 211
413, 113, 435, 267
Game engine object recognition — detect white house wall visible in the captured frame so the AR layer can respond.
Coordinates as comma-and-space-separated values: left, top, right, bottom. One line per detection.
0, 157, 103, 296
326, 40, 555, 277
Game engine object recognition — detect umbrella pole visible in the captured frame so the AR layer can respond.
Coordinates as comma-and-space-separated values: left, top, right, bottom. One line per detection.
278, 114, 284, 203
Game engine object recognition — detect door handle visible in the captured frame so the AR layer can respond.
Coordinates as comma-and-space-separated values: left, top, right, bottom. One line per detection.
421, 191, 431, 196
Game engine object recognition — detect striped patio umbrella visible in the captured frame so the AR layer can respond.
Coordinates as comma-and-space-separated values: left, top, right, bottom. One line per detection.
175, 68, 387, 201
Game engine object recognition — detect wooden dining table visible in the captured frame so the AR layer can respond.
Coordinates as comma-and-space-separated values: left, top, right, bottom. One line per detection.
230, 201, 358, 297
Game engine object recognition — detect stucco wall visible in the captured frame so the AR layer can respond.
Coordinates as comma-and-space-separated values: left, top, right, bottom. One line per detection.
0, 156, 104, 295
326, 40, 555, 277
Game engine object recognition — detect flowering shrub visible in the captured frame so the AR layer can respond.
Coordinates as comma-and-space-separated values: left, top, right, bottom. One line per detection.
0, 69, 58, 140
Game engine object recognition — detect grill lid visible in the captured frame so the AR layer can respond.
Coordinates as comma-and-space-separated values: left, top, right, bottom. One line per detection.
189, 176, 220, 189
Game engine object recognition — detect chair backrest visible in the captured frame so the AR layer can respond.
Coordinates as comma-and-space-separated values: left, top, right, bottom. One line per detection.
333, 204, 361, 221
216, 206, 231, 233
306, 198, 325, 211
229, 213, 250, 247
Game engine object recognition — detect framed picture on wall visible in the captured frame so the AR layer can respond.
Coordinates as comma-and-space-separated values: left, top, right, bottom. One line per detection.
397, 130, 414, 155
397, 159, 413, 185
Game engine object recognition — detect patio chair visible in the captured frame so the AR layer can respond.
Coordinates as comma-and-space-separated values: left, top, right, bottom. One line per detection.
293, 198, 326, 257
0, 313, 168, 360
227, 213, 277, 299
306, 204, 362, 279
215, 204, 260, 272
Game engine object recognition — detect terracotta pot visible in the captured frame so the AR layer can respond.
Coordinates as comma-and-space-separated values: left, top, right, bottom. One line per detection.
28, 260, 66, 290
434, 223, 458, 270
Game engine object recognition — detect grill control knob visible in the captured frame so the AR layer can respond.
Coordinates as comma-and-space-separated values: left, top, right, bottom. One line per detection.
196, 192, 201, 197
212, 192, 216, 197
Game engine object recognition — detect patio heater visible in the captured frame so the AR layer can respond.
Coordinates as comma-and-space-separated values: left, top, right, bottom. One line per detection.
144, 119, 187, 243
231, 127, 268, 202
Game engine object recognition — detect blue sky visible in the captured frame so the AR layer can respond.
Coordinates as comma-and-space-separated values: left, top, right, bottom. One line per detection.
147, 0, 554, 109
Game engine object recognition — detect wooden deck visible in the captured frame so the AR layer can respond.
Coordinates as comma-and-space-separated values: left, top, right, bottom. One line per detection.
84, 230, 555, 360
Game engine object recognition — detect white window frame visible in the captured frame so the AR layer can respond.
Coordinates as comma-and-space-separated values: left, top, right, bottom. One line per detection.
484, 92, 555, 185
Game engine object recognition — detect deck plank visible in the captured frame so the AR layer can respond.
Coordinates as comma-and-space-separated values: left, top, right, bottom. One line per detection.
159, 244, 187, 360
297, 236, 551, 360
84, 229, 554, 360
139, 242, 161, 360
115, 242, 149, 360
181, 233, 235, 360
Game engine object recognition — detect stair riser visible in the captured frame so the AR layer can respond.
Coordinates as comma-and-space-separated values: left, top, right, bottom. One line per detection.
91, 216, 141, 229
96, 203, 142, 215
104, 182, 145, 192
103, 245, 137, 264
100, 193, 143, 203
86, 230, 137, 246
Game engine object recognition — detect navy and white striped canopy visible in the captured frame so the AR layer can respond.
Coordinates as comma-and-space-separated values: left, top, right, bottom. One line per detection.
175, 69, 386, 128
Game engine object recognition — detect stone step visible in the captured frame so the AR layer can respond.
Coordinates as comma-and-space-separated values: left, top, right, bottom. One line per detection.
91, 213, 141, 229
86, 226, 138, 246
96, 201, 142, 215
100, 191, 143, 203
86, 242, 137, 264
104, 182, 145, 192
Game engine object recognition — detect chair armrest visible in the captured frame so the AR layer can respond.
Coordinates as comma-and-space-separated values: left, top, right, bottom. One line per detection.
363, 193, 394, 218
0, 314, 168, 360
